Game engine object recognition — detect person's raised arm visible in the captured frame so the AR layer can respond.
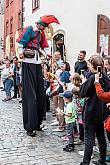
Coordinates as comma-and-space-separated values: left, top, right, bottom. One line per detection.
95, 73, 110, 102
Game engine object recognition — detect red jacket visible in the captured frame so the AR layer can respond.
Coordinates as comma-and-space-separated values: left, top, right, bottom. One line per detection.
95, 83, 110, 103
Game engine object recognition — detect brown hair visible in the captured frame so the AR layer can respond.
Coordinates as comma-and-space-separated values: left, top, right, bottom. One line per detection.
80, 50, 86, 55
89, 54, 104, 70
70, 73, 81, 87
64, 61, 70, 71
104, 56, 110, 65
13, 56, 18, 60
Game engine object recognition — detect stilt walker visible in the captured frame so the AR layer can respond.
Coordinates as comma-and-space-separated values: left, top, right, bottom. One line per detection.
17, 15, 59, 136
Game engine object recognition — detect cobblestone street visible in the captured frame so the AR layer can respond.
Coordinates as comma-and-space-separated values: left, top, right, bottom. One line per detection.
0, 90, 109, 165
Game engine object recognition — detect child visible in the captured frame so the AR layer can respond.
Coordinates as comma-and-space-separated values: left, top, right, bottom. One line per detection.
68, 73, 82, 136
72, 87, 85, 144
60, 90, 77, 152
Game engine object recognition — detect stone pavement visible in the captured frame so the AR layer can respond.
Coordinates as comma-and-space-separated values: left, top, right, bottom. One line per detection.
0, 90, 109, 165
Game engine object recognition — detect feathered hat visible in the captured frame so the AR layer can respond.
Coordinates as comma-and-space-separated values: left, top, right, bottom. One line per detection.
37, 15, 59, 27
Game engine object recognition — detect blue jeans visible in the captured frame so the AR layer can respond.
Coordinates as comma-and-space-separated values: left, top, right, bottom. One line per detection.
3, 79, 13, 97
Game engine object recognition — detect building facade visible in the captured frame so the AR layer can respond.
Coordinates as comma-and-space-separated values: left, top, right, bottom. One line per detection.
22, 0, 110, 71
0, 0, 4, 60
4, 1, 109, 69
4, 0, 23, 59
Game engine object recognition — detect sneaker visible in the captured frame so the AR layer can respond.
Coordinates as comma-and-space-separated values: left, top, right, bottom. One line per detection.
1, 89, 5, 91
63, 144, 75, 152
106, 156, 110, 162
19, 99, 22, 103
52, 128, 64, 132
26, 131, 36, 137
78, 151, 94, 159
78, 150, 84, 156
2, 98, 8, 102
61, 135, 69, 141
93, 146, 99, 153
74, 139, 84, 145
36, 125, 44, 131
93, 160, 107, 165
50, 121, 59, 126
74, 132, 79, 137
2, 97, 12, 102
52, 113, 56, 117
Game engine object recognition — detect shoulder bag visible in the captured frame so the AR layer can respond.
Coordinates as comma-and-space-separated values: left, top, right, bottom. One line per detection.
23, 48, 35, 58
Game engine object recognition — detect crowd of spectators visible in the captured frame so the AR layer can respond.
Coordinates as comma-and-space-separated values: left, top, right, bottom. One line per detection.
0, 50, 110, 165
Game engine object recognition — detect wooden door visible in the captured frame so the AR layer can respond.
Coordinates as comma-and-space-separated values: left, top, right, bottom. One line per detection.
97, 15, 110, 56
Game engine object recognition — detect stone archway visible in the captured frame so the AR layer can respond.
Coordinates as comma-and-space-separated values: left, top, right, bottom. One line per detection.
97, 14, 110, 57
53, 30, 66, 61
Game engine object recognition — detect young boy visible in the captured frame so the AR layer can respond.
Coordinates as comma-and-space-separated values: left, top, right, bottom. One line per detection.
60, 90, 77, 152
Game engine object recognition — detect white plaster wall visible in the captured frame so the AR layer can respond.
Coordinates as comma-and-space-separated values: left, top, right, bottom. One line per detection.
24, 0, 110, 72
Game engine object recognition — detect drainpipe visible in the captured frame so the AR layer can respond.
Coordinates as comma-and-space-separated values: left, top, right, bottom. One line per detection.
21, 0, 24, 30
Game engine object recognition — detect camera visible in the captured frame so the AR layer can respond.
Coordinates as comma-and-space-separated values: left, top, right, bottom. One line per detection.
81, 69, 85, 75
97, 66, 102, 73
97, 66, 102, 78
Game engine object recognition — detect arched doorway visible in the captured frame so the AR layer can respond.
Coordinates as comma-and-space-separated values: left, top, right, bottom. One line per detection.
53, 30, 65, 61
97, 14, 110, 57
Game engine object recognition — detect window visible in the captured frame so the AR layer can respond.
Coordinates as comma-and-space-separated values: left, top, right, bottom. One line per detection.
18, 11, 22, 29
10, 17, 13, 33
10, 37, 13, 48
6, 21, 9, 35
10, 0, 13, 4
6, 0, 9, 7
32, 0, 40, 12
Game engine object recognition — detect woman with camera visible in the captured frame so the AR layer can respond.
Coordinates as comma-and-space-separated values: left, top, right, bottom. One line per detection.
95, 72, 110, 163
80, 54, 110, 165
95, 72, 110, 103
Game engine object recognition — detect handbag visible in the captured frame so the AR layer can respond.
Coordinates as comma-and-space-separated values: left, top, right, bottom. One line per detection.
49, 90, 59, 97
104, 115, 110, 132
23, 48, 35, 58
49, 84, 59, 97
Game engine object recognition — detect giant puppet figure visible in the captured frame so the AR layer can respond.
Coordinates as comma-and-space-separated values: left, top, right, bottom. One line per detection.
17, 15, 59, 137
